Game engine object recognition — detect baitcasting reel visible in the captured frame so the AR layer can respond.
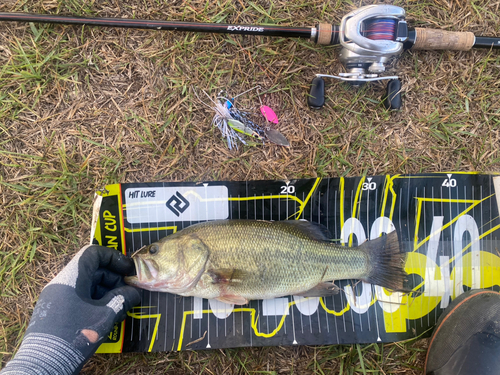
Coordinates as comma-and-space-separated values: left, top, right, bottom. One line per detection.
0, 4, 495, 112
308, 5, 408, 110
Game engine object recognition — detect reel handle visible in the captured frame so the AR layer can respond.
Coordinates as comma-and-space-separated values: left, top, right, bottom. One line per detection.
307, 76, 326, 109
384, 79, 402, 110
308, 77, 403, 110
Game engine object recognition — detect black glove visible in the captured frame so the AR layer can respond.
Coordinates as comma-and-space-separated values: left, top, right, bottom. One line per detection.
1, 245, 141, 375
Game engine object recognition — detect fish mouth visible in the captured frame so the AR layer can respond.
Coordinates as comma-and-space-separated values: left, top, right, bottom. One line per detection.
125, 256, 200, 294
133, 257, 159, 283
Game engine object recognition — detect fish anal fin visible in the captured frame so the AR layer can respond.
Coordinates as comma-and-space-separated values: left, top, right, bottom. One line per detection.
208, 268, 248, 285
216, 295, 248, 305
295, 282, 340, 297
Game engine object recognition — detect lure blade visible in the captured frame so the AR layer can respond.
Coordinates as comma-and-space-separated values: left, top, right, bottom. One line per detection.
260, 105, 279, 124
264, 128, 289, 147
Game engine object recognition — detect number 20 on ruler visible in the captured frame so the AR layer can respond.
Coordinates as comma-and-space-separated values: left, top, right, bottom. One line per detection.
280, 185, 295, 194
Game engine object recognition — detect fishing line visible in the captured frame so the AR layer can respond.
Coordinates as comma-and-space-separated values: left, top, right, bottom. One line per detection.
363, 19, 398, 41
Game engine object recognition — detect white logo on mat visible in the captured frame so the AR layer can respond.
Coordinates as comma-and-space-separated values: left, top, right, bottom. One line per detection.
124, 186, 229, 224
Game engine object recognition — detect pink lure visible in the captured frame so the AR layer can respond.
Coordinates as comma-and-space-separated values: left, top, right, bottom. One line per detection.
260, 105, 279, 124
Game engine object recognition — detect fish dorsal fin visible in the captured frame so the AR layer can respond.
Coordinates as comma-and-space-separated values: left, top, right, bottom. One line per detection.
278, 220, 332, 241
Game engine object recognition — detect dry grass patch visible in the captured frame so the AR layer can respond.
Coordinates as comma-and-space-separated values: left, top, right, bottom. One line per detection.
1, 0, 500, 373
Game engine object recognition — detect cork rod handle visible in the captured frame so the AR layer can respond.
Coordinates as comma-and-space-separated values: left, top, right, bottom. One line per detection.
412, 28, 475, 51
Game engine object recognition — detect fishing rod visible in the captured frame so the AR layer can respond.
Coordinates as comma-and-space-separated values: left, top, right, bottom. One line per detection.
1, 5, 499, 109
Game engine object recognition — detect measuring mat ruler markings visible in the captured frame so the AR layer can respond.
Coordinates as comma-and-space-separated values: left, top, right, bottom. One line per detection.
91, 174, 500, 353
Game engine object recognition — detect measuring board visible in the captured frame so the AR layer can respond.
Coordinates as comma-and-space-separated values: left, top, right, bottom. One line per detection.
90, 173, 500, 353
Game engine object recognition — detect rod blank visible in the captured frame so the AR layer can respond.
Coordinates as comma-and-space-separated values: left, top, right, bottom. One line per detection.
0, 12, 313, 39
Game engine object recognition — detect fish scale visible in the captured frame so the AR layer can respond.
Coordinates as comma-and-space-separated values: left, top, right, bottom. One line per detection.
125, 220, 407, 304
190, 221, 367, 299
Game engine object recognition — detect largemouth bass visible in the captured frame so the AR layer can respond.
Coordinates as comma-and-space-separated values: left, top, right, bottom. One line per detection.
125, 220, 406, 305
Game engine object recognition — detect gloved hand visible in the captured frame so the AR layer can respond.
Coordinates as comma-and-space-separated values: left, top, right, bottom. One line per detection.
1, 245, 141, 375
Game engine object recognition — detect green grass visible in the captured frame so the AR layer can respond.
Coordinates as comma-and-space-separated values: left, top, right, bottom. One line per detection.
1, 0, 500, 373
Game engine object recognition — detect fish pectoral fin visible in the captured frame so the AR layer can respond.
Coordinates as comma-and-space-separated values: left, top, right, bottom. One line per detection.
295, 282, 340, 297
216, 295, 248, 305
208, 268, 248, 285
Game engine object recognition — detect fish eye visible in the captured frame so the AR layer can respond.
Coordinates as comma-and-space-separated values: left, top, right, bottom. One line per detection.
149, 244, 159, 255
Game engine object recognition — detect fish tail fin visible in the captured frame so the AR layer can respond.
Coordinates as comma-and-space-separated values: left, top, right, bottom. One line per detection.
361, 231, 408, 292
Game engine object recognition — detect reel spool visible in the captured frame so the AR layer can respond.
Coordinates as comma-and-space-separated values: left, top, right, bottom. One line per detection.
308, 5, 407, 110
2, 4, 493, 112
